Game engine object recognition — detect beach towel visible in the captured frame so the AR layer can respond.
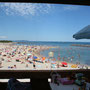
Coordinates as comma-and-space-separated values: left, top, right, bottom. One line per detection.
6, 78, 32, 90
59, 78, 74, 85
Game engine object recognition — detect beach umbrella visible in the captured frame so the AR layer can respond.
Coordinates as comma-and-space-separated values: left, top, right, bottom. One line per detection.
61, 62, 67, 66
48, 51, 54, 57
33, 56, 38, 59
73, 25, 90, 40
42, 57, 46, 61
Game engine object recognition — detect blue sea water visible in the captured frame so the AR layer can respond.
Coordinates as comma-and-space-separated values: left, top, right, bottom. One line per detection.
16, 41, 90, 65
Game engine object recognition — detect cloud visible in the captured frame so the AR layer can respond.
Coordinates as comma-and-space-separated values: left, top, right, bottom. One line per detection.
0, 3, 52, 16
0, 3, 80, 16
63, 5, 80, 11
0, 36, 7, 39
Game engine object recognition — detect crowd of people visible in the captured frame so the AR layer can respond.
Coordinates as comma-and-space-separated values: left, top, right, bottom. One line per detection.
0, 44, 89, 70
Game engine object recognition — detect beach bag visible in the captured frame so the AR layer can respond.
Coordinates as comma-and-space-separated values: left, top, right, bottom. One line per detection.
6, 78, 32, 90
86, 82, 90, 90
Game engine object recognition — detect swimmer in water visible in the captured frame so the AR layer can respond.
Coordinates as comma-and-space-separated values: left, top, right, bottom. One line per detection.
71, 58, 73, 63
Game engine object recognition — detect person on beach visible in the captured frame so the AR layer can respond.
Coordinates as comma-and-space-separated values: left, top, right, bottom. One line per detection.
0, 60, 2, 68
58, 56, 60, 61
14, 65, 16, 68
26, 64, 28, 68
71, 58, 73, 63
45, 58, 48, 63
0, 52, 2, 55
45, 60, 48, 68
72, 56, 74, 59
1, 58, 4, 61
33, 60, 36, 69
57, 61, 60, 68
53, 57, 56, 61
78, 54, 80, 59
62, 57, 64, 61
27, 55, 33, 63
67, 57, 70, 62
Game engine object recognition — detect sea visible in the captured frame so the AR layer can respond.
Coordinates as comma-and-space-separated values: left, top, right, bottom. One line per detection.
15, 41, 90, 66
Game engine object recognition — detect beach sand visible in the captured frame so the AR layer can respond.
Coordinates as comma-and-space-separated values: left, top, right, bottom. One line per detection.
0, 43, 89, 70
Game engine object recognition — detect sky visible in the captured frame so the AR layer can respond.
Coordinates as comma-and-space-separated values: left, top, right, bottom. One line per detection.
0, 3, 90, 42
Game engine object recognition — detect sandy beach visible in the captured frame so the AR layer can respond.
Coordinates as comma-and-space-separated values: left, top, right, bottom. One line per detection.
0, 43, 89, 70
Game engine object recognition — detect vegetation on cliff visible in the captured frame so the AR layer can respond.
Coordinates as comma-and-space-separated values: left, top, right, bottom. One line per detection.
0, 40, 13, 43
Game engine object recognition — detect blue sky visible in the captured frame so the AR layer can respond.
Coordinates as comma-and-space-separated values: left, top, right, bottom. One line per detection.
0, 3, 90, 42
